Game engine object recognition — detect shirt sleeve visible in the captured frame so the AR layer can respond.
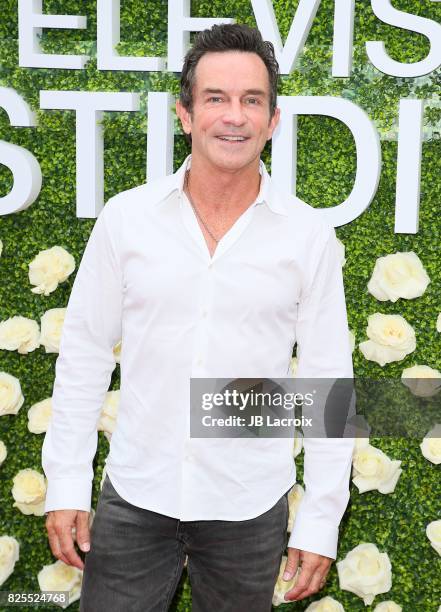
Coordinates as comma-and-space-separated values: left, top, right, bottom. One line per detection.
41, 197, 123, 512
287, 221, 355, 559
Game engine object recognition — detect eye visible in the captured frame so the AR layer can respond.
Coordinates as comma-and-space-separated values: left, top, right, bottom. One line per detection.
246, 97, 260, 104
208, 96, 223, 103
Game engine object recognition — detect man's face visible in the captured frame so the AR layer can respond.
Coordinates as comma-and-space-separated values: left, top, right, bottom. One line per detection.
176, 51, 280, 173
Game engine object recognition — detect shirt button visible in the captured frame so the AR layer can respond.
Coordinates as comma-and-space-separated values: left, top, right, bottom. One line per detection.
196, 358, 203, 366
185, 454, 194, 462
202, 310, 207, 318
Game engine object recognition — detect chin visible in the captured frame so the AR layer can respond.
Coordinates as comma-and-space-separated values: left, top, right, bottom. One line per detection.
216, 160, 250, 173
209, 152, 257, 172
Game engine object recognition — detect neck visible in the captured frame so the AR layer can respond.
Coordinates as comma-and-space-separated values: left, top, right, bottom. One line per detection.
185, 156, 261, 215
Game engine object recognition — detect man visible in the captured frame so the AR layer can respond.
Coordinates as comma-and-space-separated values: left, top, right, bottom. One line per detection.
42, 23, 354, 611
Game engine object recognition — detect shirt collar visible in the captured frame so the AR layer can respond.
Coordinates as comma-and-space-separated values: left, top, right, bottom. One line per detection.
150, 154, 288, 216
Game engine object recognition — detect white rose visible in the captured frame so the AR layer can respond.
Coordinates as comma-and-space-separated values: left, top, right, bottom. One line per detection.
272, 555, 300, 607
401, 365, 441, 397
38, 560, 82, 609
11, 468, 47, 516
367, 251, 430, 302
352, 443, 402, 494
0, 316, 40, 354
437, 313, 441, 333
97, 390, 120, 436
287, 484, 305, 532
358, 313, 416, 366
420, 424, 441, 464
113, 340, 122, 364
29, 246, 75, 296
0, 372, 25, 416
0, 440, 7, 465
0, 535, 19, 587
290, 356, 298, 377
40, 308, 66, 353
354, 437, 370, 453
336, 238, 346, 266
305, 595, 345, 611
27, 398, 52, 434
293, 433, 303, 458
336, 542, 392, 605
426, 520, 441, 556
373, 601, 402, 612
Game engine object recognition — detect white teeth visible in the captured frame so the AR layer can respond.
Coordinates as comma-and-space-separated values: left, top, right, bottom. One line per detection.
219, 136, 246, 141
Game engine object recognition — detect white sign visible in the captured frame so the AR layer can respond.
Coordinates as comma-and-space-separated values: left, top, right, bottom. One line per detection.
17, 0, 441, 76
0, 87, 41, 215
1, 1, 439, 232
1, 87, 427, 232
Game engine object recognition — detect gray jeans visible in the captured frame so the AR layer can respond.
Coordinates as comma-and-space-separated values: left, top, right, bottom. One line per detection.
79, 474, 289, 612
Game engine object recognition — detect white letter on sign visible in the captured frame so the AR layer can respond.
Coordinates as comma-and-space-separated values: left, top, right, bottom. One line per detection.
97, 0, 165, 71
0, 87, 42, 216
250, 0, 321, 75
39, 91, 140, 219
394, 99, 425, 234
332, 0, 356, 77
271, 96, 381, 227
366, 0, 441, 77
167, 0, 234, 72
18, 0, 88, 69
147, 92, 175, 182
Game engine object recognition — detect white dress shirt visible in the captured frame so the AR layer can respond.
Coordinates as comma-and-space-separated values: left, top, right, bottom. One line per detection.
42, 155, 354, 560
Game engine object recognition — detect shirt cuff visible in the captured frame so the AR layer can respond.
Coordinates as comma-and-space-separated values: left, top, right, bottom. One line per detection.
287, 514, 340, 560
44, 478, 92, 513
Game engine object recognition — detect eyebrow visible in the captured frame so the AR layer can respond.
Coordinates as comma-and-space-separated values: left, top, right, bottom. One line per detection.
201, 88, 267, 97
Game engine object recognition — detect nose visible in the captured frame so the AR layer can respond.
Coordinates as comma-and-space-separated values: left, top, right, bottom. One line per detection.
221, 99, 246, 126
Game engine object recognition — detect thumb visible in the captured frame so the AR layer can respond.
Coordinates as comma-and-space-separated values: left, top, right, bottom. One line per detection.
75, 511, 91, 552
283, 547, 300, 581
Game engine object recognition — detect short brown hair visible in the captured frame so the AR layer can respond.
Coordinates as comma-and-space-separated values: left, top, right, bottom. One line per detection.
179, 23, 279, 118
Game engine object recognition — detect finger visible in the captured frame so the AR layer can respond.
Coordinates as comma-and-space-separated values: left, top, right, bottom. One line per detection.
58, 525, 85, 570
287, 562, 330, 602
283, 559, 319, 601
74, 512, 91, 553
320, 566, 331, 586
297, 567, 327, 600
283, 547, 300, 581
46, 524, 73, 566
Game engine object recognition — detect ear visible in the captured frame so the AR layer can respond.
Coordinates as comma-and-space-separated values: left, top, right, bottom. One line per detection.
176, 99, 192, 135
267, 106, 280, 140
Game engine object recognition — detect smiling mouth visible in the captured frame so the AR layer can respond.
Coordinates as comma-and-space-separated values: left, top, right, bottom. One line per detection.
216, 136, 249, 142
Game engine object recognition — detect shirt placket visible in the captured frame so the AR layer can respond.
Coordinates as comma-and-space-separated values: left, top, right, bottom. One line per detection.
179, 193, 261, 517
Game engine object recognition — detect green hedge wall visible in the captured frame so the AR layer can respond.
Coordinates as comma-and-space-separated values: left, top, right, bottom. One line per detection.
0, 1, 440, 610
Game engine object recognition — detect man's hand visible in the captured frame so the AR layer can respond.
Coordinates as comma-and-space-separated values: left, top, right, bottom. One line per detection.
282, 547, 332, 602
45, 510, 91, 571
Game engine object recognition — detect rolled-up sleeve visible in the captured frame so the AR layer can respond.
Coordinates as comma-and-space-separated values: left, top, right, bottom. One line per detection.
42, 197, 123, 512
288, 221, 355, 559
